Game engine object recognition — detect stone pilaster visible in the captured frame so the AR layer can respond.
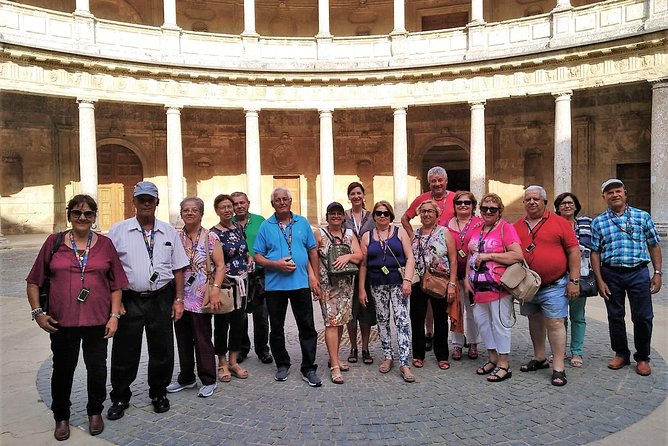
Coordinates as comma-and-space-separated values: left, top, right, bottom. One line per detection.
651, 80, 668, 234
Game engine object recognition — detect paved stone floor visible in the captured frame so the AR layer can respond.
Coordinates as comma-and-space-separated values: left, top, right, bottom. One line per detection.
2, 239, 667, 445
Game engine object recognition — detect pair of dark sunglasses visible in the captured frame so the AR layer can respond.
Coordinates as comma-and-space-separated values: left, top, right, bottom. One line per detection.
71, 210, 96, 219
374, 210, 391, 217
455, 200, 472, 206
480, 206, 499, 214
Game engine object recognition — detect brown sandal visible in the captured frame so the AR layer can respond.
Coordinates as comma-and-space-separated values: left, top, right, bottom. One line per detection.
379, 359, 393, 373
229, 363, 248, 379
218, 365, 231, 382
400, 366, 415, 383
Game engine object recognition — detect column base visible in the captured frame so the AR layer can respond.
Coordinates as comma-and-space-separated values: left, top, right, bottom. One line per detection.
653, 222, 668, 237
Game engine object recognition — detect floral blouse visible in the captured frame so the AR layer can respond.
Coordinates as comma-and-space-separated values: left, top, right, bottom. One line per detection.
211, 224, 249, 276
411, 225, 451, 277
179, 230, 219, 313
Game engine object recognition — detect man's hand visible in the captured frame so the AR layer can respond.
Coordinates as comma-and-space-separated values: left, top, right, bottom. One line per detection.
650, 274, 662, 294
172, 300, 184, 321
566, 282, 579, 300
598, 281, 611, 300
275, 257, 297, 273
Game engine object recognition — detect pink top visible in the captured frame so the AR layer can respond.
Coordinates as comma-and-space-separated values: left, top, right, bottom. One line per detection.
27, 233, 128, 327
448, 215, 483, 280
466, 221, 520, 304
405, 191, 455, 227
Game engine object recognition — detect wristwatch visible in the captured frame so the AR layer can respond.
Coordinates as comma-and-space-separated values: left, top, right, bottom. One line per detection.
655, 270, 663, 276
569, 278, 580, 285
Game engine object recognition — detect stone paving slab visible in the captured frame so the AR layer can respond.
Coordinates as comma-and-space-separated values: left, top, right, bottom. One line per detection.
1, 239, 667, 445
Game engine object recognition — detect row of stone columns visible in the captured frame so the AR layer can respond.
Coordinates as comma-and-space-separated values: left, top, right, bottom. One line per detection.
74, 82, 666, 229
72, 0, 573, 34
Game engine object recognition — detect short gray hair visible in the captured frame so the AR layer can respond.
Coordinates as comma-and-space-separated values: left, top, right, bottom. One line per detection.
427, 166, 448, 180
230, 191, 249, 202
525, 185, 547, 201
180, 196, 205, 214
270, 187, 292, 203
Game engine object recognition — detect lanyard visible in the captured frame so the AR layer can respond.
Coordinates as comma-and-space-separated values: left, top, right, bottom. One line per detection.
277, 215, 294, 257
70, 230, 93, 283
455, 217, 473, 246
141, 226, 156, 267
478, 221, 497, 252
183, 227, 203, 269
606, 207, 639, 241
416, 226, 436, 265
431, 192, 448, 217
377, 226, 392, 261
524, 214, 548, 242
351, 210, 367, 239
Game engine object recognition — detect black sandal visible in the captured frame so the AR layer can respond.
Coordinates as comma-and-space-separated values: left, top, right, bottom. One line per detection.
487, 366, 512, 382
476, 361, 497, 375
347, 348, 358, 363
551, 370, 567, 387
362, 350, 373, 364
520, 358, 550, 372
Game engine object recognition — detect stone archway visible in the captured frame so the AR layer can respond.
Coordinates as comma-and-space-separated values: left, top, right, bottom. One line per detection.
97, 142, 143, 231
419, 136, 470, 193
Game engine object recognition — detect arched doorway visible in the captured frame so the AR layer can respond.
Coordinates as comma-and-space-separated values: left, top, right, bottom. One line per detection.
420, 139, 470, 193
97, 144, 143, 231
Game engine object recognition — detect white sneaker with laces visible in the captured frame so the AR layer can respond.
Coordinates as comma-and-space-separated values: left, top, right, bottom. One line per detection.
166, 381, 196, 393
198, 383, 217, 398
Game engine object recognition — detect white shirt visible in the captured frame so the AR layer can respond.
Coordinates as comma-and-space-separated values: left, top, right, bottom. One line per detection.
108, 217, 189, 292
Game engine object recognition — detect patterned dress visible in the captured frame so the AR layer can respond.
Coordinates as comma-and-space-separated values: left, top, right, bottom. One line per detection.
317, 228, 355, 327
179, 229, 219, 313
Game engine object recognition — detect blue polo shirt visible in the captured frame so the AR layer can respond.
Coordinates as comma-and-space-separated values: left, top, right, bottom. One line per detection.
254, 212, 316, 291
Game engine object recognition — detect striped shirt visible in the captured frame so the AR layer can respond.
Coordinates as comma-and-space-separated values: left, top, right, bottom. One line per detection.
591, 205, 660, 268
108, 217, 189, 292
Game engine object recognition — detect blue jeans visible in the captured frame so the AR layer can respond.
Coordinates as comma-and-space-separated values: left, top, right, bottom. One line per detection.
602, 265, 653, 362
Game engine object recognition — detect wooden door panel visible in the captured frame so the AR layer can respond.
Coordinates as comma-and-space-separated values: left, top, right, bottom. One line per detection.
273, 176, 301, 215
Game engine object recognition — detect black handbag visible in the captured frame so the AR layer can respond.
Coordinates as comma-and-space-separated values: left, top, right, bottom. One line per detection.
321, 229, 359, 277
39, 231, 65, 314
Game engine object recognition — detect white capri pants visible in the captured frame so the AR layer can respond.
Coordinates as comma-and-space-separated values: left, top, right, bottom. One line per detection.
472, 296, 513, 355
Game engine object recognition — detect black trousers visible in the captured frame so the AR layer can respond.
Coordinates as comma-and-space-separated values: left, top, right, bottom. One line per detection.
239, 295, 270, 357
50, 325, 108, 421
110, 286, 175, 403
213, 308, 246, 356
410, 284, 449, 361
265, 288, 318, 374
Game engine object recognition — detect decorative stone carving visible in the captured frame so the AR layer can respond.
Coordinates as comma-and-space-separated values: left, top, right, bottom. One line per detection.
272, 133, 298, 171
0, 150, 24, 196
348, 131, 380, 155
349, 0, 378, 24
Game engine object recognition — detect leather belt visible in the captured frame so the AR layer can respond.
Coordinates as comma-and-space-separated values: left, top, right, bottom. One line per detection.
125, 283, 170, 298
602, 262, 648, 273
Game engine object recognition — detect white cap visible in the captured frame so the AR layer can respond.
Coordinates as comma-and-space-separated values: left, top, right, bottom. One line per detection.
601, 178, 624, 193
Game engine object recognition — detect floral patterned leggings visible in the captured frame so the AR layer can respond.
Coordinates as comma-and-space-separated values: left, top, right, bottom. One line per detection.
370, 284, 411, 366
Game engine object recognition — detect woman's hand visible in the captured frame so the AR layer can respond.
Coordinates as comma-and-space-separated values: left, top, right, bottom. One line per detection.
359, 289, 368, 307
401, 280, 411, 297
208, 286, 221, 309
119, 302, 126, 316
446, 284, 456, 304
333, 254, 352, 270
35, 314, 59, 333
104, 317, 118, 339
474, 253, 487, 269
464, 278, 473, 296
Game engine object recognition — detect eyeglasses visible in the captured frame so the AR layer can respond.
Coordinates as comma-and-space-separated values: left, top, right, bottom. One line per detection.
419, 208, 436, 215
181, 208, 201, 214
559, 201, 575, 207
71, 210, 96, 219
328, 211, 344, 216
455, 200, 472, 206
480, 206, 500, 214
273, 197, 292, 204
524, 197, 542, 203
374, 210, 392, 218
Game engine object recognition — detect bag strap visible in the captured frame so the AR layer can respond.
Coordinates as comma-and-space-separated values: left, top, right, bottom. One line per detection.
384, 226, 403, 269
44, 231, 64, 277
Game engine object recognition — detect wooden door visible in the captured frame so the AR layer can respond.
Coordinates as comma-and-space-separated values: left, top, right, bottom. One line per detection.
273, 176, 301, 215
97, 145, 143, 231
616, 162, 650, 212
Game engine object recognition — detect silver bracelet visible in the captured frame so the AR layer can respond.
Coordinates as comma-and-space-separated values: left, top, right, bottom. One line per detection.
31, 307, 45, 320
109, 312, 121, 319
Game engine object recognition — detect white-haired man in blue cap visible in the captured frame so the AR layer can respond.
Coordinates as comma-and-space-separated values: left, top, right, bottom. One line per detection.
106, 181, 189, 419
591, 178, 663, 376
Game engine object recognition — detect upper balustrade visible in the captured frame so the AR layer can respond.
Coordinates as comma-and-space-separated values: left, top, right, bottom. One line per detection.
0, 0, 666, 73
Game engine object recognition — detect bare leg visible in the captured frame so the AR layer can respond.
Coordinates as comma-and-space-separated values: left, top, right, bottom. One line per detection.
528, 312, 547, 360
325, 326, 341, 368
360, 323, 371, 351
546, 317, 567, 371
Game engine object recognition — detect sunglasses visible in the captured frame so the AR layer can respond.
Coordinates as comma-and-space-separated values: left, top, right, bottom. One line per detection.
455, 200, 472, 206
374, 210, 392, 218
480, 206, 500, 214
71, 210, 96, 219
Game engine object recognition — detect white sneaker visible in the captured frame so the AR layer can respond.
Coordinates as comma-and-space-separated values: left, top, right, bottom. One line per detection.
166, 381, 196, 393
198, 383, 217, 398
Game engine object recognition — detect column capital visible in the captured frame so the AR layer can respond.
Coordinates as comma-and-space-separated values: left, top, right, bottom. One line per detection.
165, 105, 183, 113
77, 98, 97, 106
392, 105, 408, 113
650, 78, 668, 89
552, 91, 573, 100
318, 108, 334, 115
468, 100, 486, 108
244, 108, 260, 115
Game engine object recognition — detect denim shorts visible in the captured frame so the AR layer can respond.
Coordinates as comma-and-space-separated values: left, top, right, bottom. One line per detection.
519, 274, 569, 319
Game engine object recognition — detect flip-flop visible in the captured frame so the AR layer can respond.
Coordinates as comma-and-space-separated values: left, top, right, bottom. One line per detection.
229, 364, 249, 379
218, 365, 231, 382
412, 358, 424, 368
379, 359, 393, 374
438, 360, 450, 370
400, 366, 415, 383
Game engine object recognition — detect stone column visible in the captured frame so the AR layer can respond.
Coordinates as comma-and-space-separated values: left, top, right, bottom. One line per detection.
77, 99, 98, 200
317, 0, 331, 38
554, 0, 572, 10
553, 92, 572, 198
74, 0, 92, 16
242, 0, 257, 36
163, 0, 178, 29
469, 101, 486, 200
392, 106, 408, 219
245, 109, 262, 215
651, 80, 668, 233
166, 106, 184, 226
470, 0, 484, 24
319, 109, 334, 220
392, 0, 406, 34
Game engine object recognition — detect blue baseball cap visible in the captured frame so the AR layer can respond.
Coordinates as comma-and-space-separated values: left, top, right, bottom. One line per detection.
133, 181, 159, 198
